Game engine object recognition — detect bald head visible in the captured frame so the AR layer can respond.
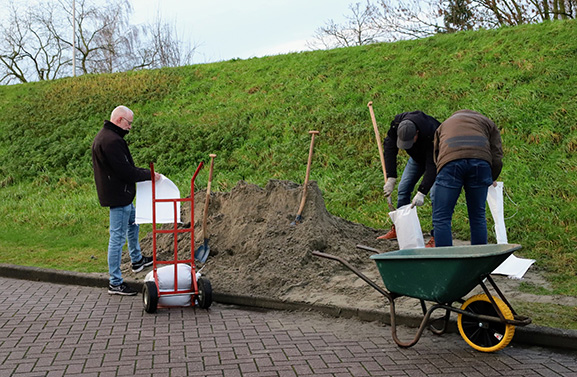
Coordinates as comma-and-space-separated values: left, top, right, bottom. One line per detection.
110, 106, 134, 131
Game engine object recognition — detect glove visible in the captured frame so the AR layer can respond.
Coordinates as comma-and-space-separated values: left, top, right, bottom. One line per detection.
411, 191, 426, 207
383, 178, 397, 197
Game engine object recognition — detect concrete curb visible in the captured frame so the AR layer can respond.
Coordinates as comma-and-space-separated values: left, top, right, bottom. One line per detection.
2, 263, 576, 351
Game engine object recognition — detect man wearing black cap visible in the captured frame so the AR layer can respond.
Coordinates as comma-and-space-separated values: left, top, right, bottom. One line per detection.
379, 111, 441, 246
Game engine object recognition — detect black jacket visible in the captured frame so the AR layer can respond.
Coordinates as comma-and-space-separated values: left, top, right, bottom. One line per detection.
383, 111, 441, 195
91, 120, 151, 207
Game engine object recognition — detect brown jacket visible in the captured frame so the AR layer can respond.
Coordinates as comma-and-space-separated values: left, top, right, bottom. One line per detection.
434, 110, 503, 181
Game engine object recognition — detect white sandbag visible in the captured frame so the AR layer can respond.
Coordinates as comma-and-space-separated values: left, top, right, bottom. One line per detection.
144, 264, 192, 307
135, 174, 181, 224
389, 204, 425, 249
492, 254, 535, 279
486, 181, 508, 244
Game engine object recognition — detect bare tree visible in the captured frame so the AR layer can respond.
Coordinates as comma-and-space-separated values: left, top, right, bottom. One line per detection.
474, 0, 576, 23
0, 1, 68, 83
0, 0, 197, 84
136, 13, 196, 69
68, 0, 136, 74
442, 0, 476, 32
309, 0, 446, 45
0, 4, 33, 84
438, 0, 576, 28
308, 2, 390, 49
465, 0, 531, 26
368, 0, 446, 39
310, 0, 575, 49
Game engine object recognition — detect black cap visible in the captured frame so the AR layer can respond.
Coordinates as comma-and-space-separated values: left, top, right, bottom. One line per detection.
397, 120, 417, 149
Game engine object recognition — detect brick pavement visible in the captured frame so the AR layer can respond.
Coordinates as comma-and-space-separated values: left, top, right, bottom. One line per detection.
1, 276, 576, 377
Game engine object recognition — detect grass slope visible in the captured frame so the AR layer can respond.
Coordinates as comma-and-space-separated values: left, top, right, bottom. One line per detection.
0, 20, 576, 303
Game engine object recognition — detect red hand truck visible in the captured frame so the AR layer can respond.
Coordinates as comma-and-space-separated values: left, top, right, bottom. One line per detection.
142, 162, 213, 313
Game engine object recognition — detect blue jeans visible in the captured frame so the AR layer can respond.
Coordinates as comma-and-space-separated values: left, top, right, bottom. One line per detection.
108, 203, 143, 286
397, 157, 436, 211
432, 159, 493, 247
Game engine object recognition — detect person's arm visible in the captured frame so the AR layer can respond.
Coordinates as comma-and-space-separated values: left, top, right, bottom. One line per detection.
383, 123, 399, 179
417, 142, 437, 195
433, 128, 440, 167
489, 123, 503, 181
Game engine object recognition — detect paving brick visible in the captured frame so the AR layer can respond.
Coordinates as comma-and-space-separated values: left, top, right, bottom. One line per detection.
1, 277, 577, 377
45, 371, 66, 377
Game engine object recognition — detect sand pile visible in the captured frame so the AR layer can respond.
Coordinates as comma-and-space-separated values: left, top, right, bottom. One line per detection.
124, 179, 566, 313
130, 180, 396, 311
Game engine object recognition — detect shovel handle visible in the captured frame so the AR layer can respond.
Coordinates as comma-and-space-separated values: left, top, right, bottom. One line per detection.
202, 154, 216, 239
368, 101, 388, 183
296, 131, 319, 217
368, 102, 396, 212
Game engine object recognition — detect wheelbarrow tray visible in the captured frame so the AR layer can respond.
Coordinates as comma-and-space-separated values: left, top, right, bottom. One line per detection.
370, 244, 521, 303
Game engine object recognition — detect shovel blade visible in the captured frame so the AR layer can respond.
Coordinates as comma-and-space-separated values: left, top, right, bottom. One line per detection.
290, 214, 303, 226
195, 240, 210, 264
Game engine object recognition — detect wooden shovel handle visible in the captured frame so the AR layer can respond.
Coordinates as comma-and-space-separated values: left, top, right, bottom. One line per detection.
368, 101, 387, 183
296, 131, 319, 217
368, 102, 395, 212
202, 154, 216, 239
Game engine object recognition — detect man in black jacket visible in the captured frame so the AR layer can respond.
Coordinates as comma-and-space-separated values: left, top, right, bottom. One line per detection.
92, 105, 160, 296
378, 111, 441, 247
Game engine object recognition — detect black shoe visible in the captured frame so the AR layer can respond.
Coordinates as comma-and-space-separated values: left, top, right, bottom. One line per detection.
132, 256, 153, 273
108, 283, 137, 296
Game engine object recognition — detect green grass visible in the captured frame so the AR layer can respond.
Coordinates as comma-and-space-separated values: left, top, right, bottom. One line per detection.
512, 301, 577, 331
0, 178, 108, 272
1, 20, 576, 328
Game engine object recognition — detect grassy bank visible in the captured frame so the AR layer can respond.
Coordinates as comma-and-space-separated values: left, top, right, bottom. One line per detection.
1, 21, 576, 326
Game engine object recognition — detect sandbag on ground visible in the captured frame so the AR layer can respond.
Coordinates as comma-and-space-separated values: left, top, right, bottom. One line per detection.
144, 264, 193, 307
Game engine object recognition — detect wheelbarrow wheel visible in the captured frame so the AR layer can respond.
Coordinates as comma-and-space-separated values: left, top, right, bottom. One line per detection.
143, 281, 159, 314
197, 277, 213, 309
457, 294, 515, 352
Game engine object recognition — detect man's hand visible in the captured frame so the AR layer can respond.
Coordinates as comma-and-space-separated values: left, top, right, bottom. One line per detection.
411, 191, 425, 207
383, 178, 397, 197
154, 172, 162, 181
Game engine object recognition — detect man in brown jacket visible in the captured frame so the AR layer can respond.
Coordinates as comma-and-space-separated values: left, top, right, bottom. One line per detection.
432, 110, 503, 247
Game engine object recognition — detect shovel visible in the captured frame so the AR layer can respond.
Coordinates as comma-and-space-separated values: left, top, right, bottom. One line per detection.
195, 153, 216, 263
291, 130, 319, 226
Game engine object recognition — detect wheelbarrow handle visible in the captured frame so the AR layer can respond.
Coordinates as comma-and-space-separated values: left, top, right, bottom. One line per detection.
311, 251, 392, 300
312, 250, 442, 349
356, 244, 384, 254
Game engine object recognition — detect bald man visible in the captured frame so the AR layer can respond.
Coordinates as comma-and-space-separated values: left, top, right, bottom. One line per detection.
92, 105, 160, 295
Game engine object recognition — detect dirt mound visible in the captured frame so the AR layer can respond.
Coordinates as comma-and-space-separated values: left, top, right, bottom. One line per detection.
125, 179, 574, 313
129, 180, 396, 310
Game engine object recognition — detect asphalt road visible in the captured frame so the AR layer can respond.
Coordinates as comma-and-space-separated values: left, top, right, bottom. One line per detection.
1, 276, 576, 377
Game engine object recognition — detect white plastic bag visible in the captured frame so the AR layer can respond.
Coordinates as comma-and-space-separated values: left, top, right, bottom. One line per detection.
135, 174, 181, 224
486, 181, 508, 244
144, 264, 196, 307
389, 204, 425, 249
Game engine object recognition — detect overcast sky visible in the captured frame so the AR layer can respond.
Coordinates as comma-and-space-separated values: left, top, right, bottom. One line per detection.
129, 0, 355, 63
0, 0, 356, 66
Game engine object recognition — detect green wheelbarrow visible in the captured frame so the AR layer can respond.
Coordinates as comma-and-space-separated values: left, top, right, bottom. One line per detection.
312, 243, 531, 352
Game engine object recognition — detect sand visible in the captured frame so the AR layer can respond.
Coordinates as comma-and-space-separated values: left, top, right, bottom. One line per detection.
124, 180, 577, 314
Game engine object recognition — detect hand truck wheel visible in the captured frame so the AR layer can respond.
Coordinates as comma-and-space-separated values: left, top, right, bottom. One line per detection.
143, 281, 159, 313
197, 277, 213, 309
457, 294, 515, 352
